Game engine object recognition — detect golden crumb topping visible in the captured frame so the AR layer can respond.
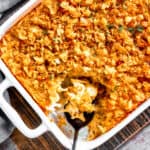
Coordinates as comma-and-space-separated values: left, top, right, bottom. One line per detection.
0, 0, 150, 140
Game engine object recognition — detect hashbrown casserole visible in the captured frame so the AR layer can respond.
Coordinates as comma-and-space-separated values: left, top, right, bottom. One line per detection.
0, 0, 150, 140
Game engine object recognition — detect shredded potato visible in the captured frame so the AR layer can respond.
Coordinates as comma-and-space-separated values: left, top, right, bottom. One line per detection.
0, 0, 150, 140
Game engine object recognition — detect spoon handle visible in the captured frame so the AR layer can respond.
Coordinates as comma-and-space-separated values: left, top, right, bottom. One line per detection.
72, 129, 79, 150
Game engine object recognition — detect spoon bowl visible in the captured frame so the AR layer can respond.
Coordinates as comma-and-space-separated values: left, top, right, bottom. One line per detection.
65, 111, 94, 150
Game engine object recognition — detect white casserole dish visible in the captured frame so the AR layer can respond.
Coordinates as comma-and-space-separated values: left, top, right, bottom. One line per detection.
0, 1, 150, 149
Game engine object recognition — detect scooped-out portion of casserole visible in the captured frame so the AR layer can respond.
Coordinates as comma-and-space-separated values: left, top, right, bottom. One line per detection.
0, 0, 150, 140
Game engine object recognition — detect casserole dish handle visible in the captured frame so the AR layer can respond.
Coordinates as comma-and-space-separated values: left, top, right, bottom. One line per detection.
0, 78, 47, 138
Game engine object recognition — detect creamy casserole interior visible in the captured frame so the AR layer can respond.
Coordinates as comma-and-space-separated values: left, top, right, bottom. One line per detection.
0, 0, 150, 140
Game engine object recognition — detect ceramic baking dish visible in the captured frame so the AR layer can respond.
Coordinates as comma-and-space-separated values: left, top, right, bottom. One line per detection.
0, 1, 150, 149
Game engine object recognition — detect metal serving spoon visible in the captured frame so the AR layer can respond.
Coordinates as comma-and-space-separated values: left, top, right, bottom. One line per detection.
65, 111, 94, 150
62, 77, 105, 150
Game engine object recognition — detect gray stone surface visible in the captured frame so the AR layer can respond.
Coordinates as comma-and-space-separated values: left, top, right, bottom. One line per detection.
0, 72, 15, 144
0, 0, 22, 19
0, 0, 21, 13
0, 110, 15, 144
0, 138, 18, 150
119, 125, 150, 150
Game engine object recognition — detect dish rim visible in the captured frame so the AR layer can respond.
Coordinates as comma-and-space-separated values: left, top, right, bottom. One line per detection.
0, 1, 150, 149
0, 59, 150, 150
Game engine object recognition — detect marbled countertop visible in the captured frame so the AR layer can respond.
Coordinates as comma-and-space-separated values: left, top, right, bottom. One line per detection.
119, 125, 150, 150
